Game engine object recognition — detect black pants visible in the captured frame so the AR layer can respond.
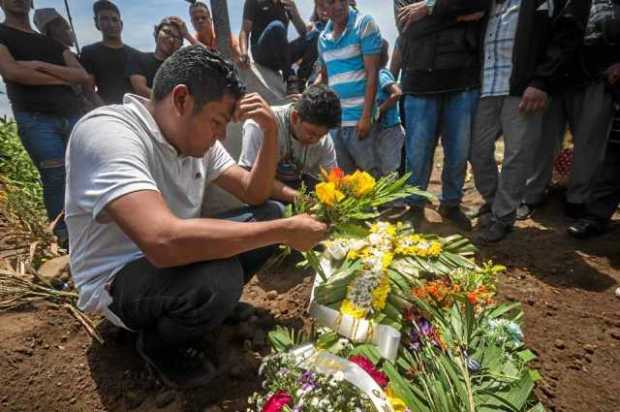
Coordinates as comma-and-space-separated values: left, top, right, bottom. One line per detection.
585, 142, 620, 223
108, 201, 284, 352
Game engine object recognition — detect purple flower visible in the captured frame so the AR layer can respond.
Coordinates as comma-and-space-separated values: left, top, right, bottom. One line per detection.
299, 370, 317, 391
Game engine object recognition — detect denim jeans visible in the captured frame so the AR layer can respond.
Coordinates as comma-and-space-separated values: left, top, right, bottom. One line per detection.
253, 20, 317, 79
14, 111, 80, 240
403, 90, 480, 206
108, 201, 284, 351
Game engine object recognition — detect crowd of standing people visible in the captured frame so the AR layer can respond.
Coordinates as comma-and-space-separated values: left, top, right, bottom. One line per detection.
2, 0, 618, 248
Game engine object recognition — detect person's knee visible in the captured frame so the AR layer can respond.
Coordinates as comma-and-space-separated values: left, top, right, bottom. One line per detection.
264, 20, 287, 38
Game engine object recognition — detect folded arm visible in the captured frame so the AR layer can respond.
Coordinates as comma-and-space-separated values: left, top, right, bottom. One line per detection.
0, 45, 67, 86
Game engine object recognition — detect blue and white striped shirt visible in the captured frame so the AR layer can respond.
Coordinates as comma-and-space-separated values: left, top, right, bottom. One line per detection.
318, 8, 383, 127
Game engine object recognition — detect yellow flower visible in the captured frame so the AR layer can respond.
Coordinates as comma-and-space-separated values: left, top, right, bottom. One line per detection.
371, 276, 390, 311
428, 241, 442, 257
340, 299, 367, 319
386, 386, 408, 411
343, 170, 376, 197
315, 182, 345, 207
382, 252, 394, 270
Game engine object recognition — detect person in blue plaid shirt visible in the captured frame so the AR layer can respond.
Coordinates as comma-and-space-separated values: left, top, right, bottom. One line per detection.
470, 0, 592, 243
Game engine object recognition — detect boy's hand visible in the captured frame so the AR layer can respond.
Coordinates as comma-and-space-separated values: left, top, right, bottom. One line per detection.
519, 87, 548, 113
457, 11, 485, 22
357, 117, 372, 140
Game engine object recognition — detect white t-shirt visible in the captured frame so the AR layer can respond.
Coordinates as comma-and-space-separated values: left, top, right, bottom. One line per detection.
238, 104, 337, 180
65, 94, 234, 326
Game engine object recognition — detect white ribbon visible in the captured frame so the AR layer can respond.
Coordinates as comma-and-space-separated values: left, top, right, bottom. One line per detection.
309, 303, 402, 362
288, 344, 394, 412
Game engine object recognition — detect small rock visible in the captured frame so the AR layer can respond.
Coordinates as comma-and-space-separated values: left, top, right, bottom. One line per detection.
38, 255, 70, 282
540, 382, 555, 399
155, 390, 176, 408
610, 329, 620, 340
16, 347, 33, 356
554, 339, 566, 350
615, 287, 620, 298
583, 344, 595, 354
124, 390, 145, 410
266, 290, 278, 300
526, 297, 536, 306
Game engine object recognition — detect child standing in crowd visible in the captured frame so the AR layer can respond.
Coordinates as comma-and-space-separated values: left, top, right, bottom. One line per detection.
373, 39, 404, 176
79, 0, 139, 105
188, 0, 241, 59
0, 0, 89, 245
128, 17, 185, 98
317, 0, 382, 175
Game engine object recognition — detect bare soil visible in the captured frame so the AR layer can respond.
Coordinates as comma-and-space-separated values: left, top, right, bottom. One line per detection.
1, 165, 619, 412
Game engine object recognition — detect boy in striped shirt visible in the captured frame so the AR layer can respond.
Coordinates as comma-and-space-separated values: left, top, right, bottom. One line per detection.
317, 0, 382, 175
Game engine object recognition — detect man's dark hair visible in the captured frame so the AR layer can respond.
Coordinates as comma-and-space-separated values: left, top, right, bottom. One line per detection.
153, 45, 246, 112
188, 1, 209, 12
295, 84, 342, 129
93, 0, 120, 18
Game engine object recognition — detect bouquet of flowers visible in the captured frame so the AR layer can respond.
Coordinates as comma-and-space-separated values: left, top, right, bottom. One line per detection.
312, 221, 478, 325
248, 327, 413, 412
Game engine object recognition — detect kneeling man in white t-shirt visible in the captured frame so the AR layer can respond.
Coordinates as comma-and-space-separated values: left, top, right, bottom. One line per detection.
65, 46, 327, 388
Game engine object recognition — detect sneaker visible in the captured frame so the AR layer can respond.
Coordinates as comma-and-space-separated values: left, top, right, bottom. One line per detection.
564, 202, 586, 219
136, 332, 217, 389
286, 76, 301, 95
403, 205, 425, 228
567, 218, 607, 239
477, 212, 494, 229
468, 203, 492, 219
438, 205, 472, 232
479, 220, 512, 243
516, 202, 538, 221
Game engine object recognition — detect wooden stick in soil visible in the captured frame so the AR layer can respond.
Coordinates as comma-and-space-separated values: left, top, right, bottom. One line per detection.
64, 303, 104, 345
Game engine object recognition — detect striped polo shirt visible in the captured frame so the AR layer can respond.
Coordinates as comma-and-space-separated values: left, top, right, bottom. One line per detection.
319, 8, 382, 127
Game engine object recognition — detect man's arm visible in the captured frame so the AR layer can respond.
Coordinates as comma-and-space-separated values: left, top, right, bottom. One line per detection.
395, 0, 490, 31
19, 50, 91, 85
0, 45, 67, 86
358, 53, 380, 139
282, 0, 307, 38
379, 82, 403, 117
130, 75, 151, 98
105, 190, 326, 268
521, 0, 592, 112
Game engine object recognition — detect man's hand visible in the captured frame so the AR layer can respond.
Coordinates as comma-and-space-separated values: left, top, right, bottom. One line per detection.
19, 60, 48, 72
457, 11, 485, 22
607, 63, 620, 85
284, 214, 328, 252
234, 93, 277, 134
169, 17, 191, 41
519, 87, 548, 113
398, 2, 430, 30
357, 117, 372, 140
281, 0, 300, 17
236, 53, 251, 68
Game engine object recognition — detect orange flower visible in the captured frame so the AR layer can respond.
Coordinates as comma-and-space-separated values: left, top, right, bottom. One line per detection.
467, 292, 478, 305
327, 167, 345, 185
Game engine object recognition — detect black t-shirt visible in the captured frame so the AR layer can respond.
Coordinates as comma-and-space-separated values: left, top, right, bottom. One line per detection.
80, 42, 138, 105
127, 51, 164, 88
243, 0, 289, 50
0, 24, 81, 115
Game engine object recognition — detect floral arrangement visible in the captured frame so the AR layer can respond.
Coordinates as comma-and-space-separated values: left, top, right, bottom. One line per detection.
250, 169, 545, 412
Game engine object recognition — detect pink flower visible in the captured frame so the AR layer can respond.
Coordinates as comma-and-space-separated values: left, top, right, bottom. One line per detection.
262, 390, 293, 412
349, 355, 389, 388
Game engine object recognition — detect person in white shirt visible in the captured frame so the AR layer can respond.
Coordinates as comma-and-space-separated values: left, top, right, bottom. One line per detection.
239, 84, 341, 192
65, 45, 327, 388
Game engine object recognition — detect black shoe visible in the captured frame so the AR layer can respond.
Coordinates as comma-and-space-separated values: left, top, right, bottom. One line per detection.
438, 205, 472, 231
564, 202, 586, 219
516, 203, 537, 221
477, 212, 494, 229
136, 333, 217, 389
567, 219, 607, 239
403, 205, 425, 228
479, 220, 512, 243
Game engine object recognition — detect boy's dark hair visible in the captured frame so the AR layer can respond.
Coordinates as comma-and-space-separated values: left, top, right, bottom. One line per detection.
189, 1, 209, 12
154, 17, 183, 38
295, 84, 342, 129
93, 0, 120, 19
153, 45, 246, 112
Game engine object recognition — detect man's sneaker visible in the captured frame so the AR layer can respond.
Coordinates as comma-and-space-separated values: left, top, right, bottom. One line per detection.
568, 218, 607, 239
286, 76, 301, 95
136, 332, 217, 389
438, 205, 472, 232
477, 212, 494, 229
564, 202, 586, 219
479, 220, 512, 243
516, 203, 538, 221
